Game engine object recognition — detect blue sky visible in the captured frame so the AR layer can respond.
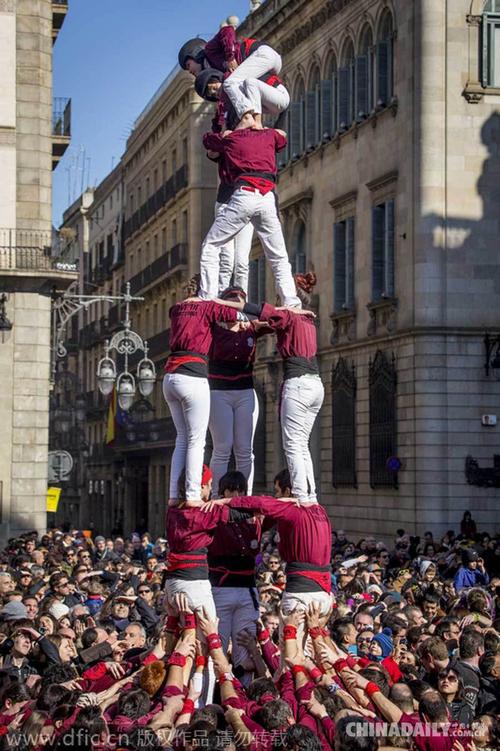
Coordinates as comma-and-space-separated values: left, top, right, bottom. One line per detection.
52, 0, 250, 225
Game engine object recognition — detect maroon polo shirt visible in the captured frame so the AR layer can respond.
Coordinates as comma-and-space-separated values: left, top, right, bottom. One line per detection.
165, 300, 238, 377
204, 26, 242, 71
166, 505, 230, 581
202, 129, 287, 195
208, 517, 262, 587
259, 303, 319, 378
227, 496, 332, 593
208, 321, 269, 390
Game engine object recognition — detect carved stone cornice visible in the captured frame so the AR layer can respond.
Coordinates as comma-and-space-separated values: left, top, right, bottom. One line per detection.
0, 0, 15, 12
466, 14, 482, 27
240, 0, 357, 54
330, 310, 356, 346
366, 171, 398, 193
367, 298, 398, 337
280, 188, 314, 215
463, 83, 485, 103
280, 0, 356, 54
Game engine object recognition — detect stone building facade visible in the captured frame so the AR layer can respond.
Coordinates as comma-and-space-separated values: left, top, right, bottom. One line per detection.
56, 0, 500, 540
238, 0, 500, 538
0, 0, 74, 541
63, 68, 218, 537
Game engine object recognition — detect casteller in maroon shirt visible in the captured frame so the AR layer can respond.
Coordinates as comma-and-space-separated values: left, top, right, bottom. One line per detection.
165, 299, 238, 378
166, 504, 250, 581
209, 321, 270, 391
227, 496, 332, 593
203, 128, 287, 195
208, 517, 262, 587
258, 302, 318, 379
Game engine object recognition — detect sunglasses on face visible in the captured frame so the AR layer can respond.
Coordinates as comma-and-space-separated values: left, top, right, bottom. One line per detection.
438, 672, 458, 682
138, 589, 151, 595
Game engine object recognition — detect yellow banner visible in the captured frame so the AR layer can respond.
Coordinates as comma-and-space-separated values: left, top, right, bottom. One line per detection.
46, 486, 61, 513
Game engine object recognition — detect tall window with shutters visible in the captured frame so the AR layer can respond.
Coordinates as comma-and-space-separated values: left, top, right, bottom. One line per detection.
483, 0, 500, 87
306, 66, 321, 151
332, 358, 357, 488
290, 77, 306, 160
376, 11, 394, 107
357, 26, 375, 119
372, 199, 395, 301
291, 221, 307, 275
338, 40, 356, 130
321, 54, 338, 140
248, 255, 266, 304
334, 217, 355, 312
369, 350, 398, 489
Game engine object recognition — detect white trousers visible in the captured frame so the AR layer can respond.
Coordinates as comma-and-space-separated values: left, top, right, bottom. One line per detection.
216, 201, 254, 294
164, 578, 216, 705
280, 375, 324, 502
200, 189, 300, 308
213, 586, 259, 668
244, 80, 290, 117
281, 589, 333, 646
209, 388, 259, 495
223, 45, 287, 119
162, 373, 210, 501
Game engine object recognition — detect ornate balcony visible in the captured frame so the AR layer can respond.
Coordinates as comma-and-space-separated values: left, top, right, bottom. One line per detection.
0, 228, 77, 293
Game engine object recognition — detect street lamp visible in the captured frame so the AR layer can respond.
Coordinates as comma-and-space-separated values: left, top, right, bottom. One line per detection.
117, 372, 136, 411
95, 283, 157, 411
137, 346, 156, 397
97, 356, 116, 396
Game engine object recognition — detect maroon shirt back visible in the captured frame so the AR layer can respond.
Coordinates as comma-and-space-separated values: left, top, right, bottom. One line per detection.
202, 129, 287, 187
260, 303, 318, 359
228, 497, 331, 566
204, 26, 241, 71
166, 505, 230, 553
168, 300, 238, 356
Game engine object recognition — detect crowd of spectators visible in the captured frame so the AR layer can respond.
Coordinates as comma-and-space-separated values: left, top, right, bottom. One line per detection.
0, 505, 497, 751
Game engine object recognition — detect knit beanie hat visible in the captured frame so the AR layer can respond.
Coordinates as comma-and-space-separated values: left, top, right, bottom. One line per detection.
371, 628, 394, 658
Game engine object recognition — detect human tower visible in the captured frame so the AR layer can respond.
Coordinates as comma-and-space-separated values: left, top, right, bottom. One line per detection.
162, 23, 333, 692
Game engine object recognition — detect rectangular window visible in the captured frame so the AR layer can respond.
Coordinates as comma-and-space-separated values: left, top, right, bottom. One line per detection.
332, 358, 357, 487
182, 210, 188, 244
483, 8, 500, 87
248, 255, 266, 304
334, 217, 355, 312
372, 199, 395, 301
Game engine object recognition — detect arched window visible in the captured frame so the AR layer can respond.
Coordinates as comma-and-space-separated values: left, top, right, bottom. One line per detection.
290, 77, 306, 159
321, 53, 338, 139
291, 221, 307, 274
376, 11, 394, 107
356, 25, 375, 119
483, 1, 500, 87
305, 66, 321, 150
338, 40, 355, 130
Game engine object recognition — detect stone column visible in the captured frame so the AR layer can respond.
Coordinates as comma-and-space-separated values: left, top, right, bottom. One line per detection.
10, 292, 51, 535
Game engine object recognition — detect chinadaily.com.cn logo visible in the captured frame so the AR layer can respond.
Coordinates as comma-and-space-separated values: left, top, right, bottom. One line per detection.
345, 721, 476, 739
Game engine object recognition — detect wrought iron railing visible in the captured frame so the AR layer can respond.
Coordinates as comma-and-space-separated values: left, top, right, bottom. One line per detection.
52, 97, 71, 137
0, 228, 76, 272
